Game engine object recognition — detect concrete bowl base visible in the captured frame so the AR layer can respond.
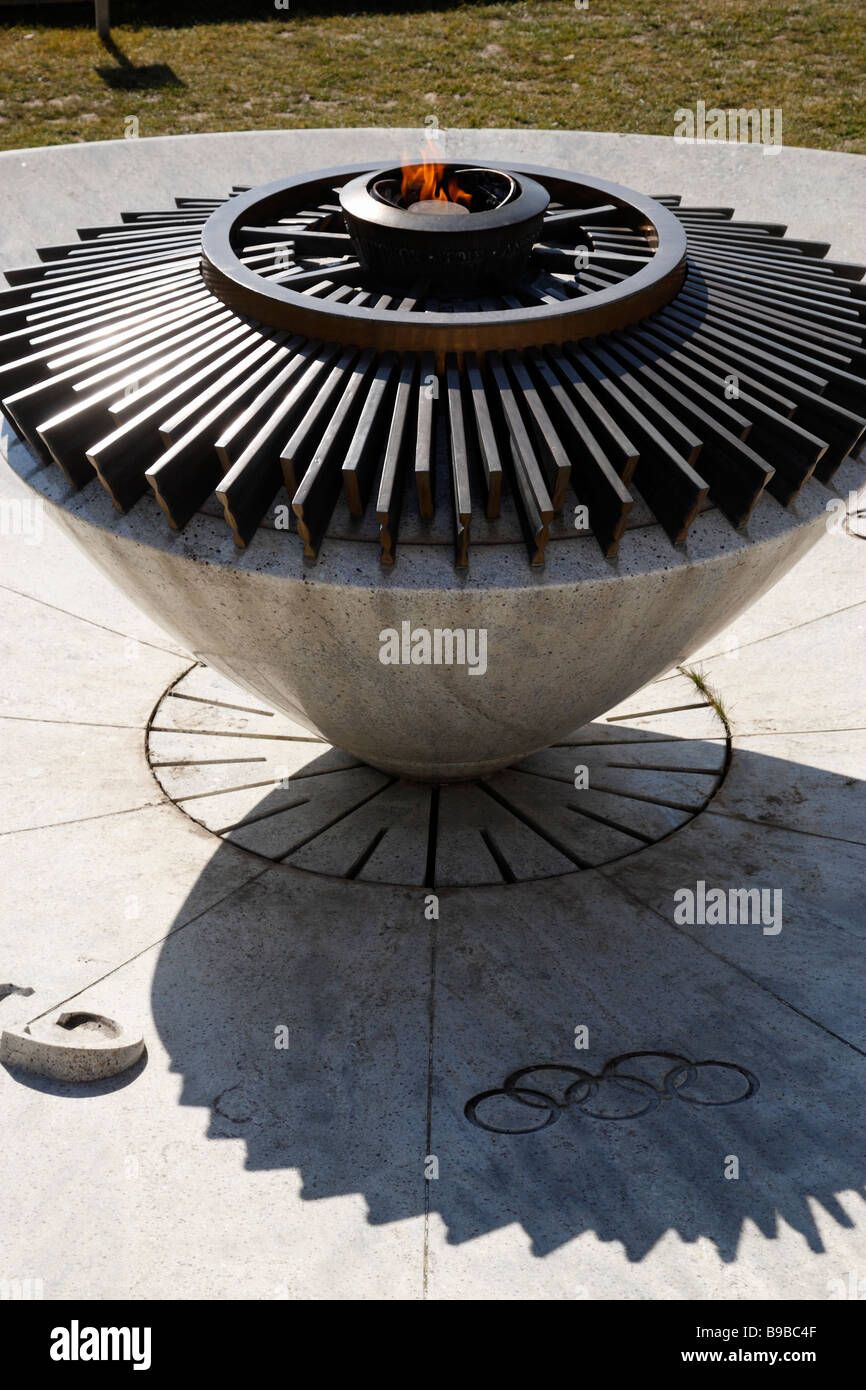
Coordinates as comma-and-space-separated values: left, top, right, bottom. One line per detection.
10, 429, 839, 781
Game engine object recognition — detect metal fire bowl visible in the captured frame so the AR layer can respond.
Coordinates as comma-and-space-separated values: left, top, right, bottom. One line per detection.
338, 164, 549, 290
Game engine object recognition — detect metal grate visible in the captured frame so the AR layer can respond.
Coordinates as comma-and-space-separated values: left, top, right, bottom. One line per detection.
1, 161, 864, 569
146, 664, 729, 889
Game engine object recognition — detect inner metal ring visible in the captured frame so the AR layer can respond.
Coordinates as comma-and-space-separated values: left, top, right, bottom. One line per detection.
574, 1073, 660, 1121
603, 1050, 699, 1087
504, 1063, 596, 1108
664, 1060, 760, 1106
464, 1086, 562, 1134
199, 160, 688, 354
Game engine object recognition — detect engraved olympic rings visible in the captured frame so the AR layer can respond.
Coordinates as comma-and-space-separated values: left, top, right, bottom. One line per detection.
465, 1051, 759, 1133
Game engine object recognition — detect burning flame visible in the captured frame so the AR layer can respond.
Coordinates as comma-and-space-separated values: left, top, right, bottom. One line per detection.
400, 157, 472, 208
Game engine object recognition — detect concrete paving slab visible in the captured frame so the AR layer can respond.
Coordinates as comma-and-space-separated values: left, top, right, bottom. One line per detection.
5, 853, 861, 1301
0, 872, 429, 1301
683, 604, 866, 737
423, 874, 865, 1298
566, 705, 726, 745
0, 716, 159, 834
154, 664, 319, 738
0, 803, 261, 1006
0, 582, 188, 728
295, 780, 432, 885
147, 731, 334, 779
226, 766, 390, 860
522, 738, 727, 774
710, 730, 866, 845
435, 781, 576, 884
600, 815, 865, 1050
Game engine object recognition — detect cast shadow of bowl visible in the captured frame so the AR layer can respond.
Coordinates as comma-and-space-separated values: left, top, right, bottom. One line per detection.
148, 735, 866, 1265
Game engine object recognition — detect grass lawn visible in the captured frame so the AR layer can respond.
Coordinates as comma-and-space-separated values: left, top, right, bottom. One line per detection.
0, 0, 863, 154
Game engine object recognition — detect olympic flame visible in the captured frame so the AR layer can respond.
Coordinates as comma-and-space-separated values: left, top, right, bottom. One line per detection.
400, 156, 472, 207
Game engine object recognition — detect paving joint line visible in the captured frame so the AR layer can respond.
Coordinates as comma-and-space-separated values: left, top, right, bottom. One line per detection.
25, 865, 273, 1028
0, 715, 146, 730
609, 875, 866, 1059
0, 581, 189, 658
655, 596, 866, 671
0, 799, 167, 838
705, 807, 866, 849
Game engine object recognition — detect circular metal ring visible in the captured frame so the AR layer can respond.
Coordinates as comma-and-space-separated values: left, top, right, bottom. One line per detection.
664, 1060, 760, 1106
603, 1050, 698, 1088
562, 1075, 598, 1106
503, 1063, 596, 1108
464, 1086, 562, 1135
573, 1073, 660, 1121
199, 161, 688, 354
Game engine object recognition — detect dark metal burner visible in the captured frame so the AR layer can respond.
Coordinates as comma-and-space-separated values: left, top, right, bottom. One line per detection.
339, 164, 549, 290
